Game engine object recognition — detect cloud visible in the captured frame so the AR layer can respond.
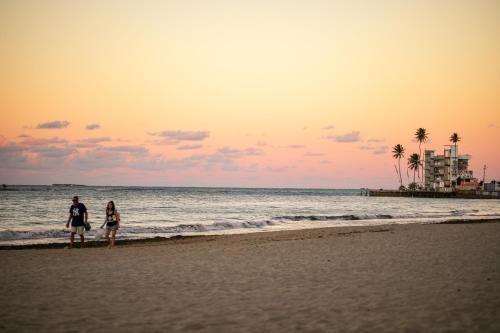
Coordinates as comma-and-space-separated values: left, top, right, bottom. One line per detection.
99, 145, 148, 155
324, 125, 335, 130
179, 146, 263, 173
72, 150, 127, 170
177, 144, 203, 150
17, 134, 31, 138
330, 131, 361, 143
74, 137, 112, 148
217, 147, 264, 157
256, 141, 268, 147
373, 145, 388, 155
0, 143, 31, 169
267, 166, 292, 173
0, 140, 74, 170
149, 138, 179, 145
488, 124, 497, 128
367, 138, 386, 143
150, 130, 210, 141
85, 123, 101, 130
304, 152, 325, 157
31, 146, 75, 158
20, 137, 68, 146
285, 144, 305, 149
359, 144, 388, 155
35, 120, 70, 129
319, 160, 332, 164
80, 137, 112, 144
243, 148, 264, 156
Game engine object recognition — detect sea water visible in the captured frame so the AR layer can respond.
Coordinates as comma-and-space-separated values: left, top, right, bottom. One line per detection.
1, 185, 499, 245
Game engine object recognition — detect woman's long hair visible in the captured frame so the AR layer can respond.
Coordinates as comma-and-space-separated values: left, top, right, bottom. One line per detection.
106, 201, 116, 216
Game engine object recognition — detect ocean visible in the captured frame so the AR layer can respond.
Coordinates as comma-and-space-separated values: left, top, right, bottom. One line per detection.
1, 185, 499, 245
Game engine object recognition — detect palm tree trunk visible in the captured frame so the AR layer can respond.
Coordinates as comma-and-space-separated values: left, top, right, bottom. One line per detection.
419, 143, 422, 180
398, 158, 402, 187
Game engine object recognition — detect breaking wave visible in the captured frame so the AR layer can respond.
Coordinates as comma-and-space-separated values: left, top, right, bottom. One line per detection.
0, 220, 275, 241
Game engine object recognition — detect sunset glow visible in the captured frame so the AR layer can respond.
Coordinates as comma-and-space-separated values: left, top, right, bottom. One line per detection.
1, 0, 499, 187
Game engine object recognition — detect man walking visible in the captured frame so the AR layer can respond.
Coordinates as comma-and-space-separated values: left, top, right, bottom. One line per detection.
66, 196, 88, 248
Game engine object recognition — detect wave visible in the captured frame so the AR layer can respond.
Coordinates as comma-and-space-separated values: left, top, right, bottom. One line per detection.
0, 220, 275, 241
0, 229, 70, 241
272, 214, 394, 221
271, 210, 492, 222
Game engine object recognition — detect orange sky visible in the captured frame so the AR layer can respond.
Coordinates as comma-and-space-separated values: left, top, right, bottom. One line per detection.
1, 0, 499, 187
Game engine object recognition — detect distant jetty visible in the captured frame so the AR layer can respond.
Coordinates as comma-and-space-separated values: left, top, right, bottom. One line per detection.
369, 190, 499, 199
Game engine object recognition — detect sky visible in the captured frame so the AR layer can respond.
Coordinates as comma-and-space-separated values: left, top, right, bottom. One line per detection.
1, 0, 499, 188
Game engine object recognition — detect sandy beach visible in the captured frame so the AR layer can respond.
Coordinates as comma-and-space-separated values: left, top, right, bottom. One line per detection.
1, 221, 499, 333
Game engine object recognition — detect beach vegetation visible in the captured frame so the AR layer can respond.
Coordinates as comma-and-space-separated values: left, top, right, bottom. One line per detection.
415, 128, 428, 181
408, 182, 418, 191
407, 153, 421, 184
450, 132, 461, 175
392, 144, 405, 189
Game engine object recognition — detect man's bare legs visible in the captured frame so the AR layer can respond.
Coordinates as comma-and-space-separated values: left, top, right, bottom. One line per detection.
69, 232, 75, 248
69, 232, 84, 248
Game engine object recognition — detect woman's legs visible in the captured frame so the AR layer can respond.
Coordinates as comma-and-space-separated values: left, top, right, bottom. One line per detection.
110, 230, 117, 247
104, 228, 111, 247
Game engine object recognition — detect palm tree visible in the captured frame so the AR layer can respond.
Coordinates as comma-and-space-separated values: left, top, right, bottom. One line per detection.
450, 132, 461, 179
407, 153, 421, 185
392, 144, 405, 188
450, 132, 460, 153
414, 128, 428, 181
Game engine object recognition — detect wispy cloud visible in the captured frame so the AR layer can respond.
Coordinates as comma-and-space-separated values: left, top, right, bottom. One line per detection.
285, 144, 305, 149
373, 145, 388, 155
98, 145, 148, 155
150, 130, 210, 141
85, 123, 101, 130
74, 137, 112, 148
330, 131, 361, 143
359, 144, 388, 155
17, 134, 30, 138
31, 146, 75, 158
267, 166, 292, 173
216, 147, 263, 157
35, 120, 70, 129
79, 137, 111, 144
177, 144, 203, 150
323, 125, 335, 130
367, 138, 386, 143
304, 152, 325, 157
20, 137, 68, 146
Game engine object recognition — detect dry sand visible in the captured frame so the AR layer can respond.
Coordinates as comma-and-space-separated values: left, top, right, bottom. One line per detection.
1, 221, 499, 333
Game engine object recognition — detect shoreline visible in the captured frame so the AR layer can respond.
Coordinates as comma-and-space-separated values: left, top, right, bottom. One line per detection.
1, 218, 499, 251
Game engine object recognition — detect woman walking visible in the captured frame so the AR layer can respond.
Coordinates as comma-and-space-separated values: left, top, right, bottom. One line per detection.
104, 201, 120, 248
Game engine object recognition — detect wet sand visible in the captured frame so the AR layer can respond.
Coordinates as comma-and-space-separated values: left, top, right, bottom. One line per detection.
1, 221, 499, 332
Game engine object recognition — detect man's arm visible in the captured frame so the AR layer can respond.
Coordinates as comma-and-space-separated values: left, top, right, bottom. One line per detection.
66, 213, 72, 228
84, 210, 88, 224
